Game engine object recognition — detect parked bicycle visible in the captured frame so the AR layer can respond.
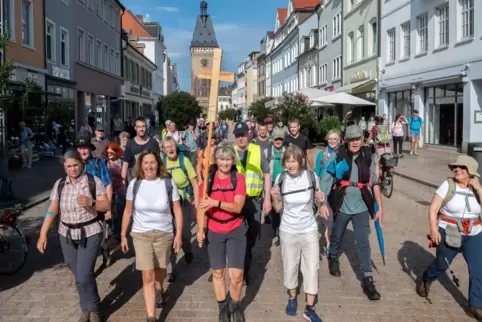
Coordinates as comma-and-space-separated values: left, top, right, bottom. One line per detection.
0, 204, 29, 275
379, 153, 398, 198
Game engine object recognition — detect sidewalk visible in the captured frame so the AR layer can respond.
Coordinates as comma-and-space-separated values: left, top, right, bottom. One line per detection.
3, 158, 64, 208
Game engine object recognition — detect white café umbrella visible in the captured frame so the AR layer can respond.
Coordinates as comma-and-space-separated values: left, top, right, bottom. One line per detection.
312, 92, 375, 106
295, 88, 334, 107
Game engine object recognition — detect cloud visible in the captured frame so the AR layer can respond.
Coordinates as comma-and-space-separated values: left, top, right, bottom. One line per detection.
156, 6, 179, 12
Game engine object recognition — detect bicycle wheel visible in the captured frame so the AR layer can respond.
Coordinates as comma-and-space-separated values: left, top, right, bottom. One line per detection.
381, 171, 394, 198
0, 221, 28, 275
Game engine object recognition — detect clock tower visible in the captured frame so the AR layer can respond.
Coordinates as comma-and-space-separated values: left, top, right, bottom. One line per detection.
190, 1, 219, 112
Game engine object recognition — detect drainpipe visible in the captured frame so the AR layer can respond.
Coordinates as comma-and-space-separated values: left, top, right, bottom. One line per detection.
120, 9, 125, 76
340, 0, 344, 88
375, 0, 381, 115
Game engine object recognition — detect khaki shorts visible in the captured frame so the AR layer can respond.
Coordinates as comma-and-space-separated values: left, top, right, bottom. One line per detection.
131, 230, 174, 271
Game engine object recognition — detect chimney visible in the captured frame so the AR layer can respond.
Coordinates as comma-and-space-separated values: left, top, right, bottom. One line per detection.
136, 14, 143, 22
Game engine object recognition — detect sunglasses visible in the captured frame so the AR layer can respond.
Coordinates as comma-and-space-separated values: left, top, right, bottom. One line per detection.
449, 165, 468, 171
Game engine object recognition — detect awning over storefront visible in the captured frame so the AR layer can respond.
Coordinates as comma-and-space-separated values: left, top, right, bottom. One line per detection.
313, 92, 375, 106
335, 79, 376, 94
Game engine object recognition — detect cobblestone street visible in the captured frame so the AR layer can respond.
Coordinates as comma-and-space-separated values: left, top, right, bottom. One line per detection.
0, 169, 477, 322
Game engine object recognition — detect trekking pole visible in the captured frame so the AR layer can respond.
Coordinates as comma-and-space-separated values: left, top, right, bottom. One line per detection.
426, 234, 460, 287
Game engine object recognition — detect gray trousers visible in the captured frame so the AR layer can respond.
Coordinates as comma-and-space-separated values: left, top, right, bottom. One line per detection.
330, 211, 373, 277
167, 198, 194, 274
244, 196, 262, 276
60, 233, 103, 312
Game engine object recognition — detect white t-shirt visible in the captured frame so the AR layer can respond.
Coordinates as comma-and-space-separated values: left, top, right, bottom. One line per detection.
164, 131, 182, 144
275, 170, 319, 234
435, 179, 481, 236
392, 121, 404, 137
126, 178, 181, 233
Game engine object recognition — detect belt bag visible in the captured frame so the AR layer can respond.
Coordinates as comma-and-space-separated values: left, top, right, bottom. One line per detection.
445, 224, 462, 248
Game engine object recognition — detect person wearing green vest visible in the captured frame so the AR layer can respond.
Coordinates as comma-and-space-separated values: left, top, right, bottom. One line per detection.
233, 122, 272, 285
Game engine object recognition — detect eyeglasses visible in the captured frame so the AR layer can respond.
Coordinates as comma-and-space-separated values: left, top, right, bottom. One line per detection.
449, 165, 468, 171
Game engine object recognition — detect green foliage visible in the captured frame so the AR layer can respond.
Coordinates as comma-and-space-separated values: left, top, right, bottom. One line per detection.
274, 93, 316, 136
316, 116, 342, 140
248, 98, 273, 121
157, 91, 202, 127
218, 108, 237, 120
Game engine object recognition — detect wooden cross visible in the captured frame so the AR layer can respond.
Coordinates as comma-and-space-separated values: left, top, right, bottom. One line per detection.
196, 48, 235, 247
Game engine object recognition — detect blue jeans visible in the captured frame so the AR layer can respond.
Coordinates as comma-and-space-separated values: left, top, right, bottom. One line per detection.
424, 228, 482, 308
112, 193, 126, 237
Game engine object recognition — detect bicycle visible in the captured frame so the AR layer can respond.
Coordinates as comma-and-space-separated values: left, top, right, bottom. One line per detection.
0, 204, 29, 275
374, 142, 398, 199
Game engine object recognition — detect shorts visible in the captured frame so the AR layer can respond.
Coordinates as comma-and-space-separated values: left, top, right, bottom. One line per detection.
131, 230, 174, 271
410, 133, 420, 141
207, 222, 247, 270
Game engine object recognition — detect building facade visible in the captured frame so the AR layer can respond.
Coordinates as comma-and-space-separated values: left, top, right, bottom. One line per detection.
298, 14, 319, 89
190, 1, 218, 112
4, 0, 48, 141
120, 29, 156, 120
237, 58, 248, 117
379, 0, 479, 151
341, 0, 378, 116
246, 51, 260, 107
231, 82, 238, 110
218, 86, 231, 112
257, 33, 273, 100
316, 0, 343, 91
74, 0, 124, 134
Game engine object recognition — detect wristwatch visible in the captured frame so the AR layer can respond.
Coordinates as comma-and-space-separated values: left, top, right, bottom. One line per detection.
92, 199, 96, 207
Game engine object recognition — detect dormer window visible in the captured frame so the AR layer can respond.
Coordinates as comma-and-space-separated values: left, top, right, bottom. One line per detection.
310, 33, 314, 49
300, 39, 305, 53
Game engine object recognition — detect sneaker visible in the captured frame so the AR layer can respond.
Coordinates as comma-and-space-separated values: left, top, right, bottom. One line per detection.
218, 300, 230, 322
285, 297, 297, 316
409, 150, 414, 155
78, 312, 90, 322
303, 307, 322, 322
328, 256, 341, 277
362, 276, 381, 300
414, 151, 419, 156
415, 277, 431, 298
470, 307, 482, 321
184, 252, 194, 264
230, 300, 245, 322
89, 312, 102, 322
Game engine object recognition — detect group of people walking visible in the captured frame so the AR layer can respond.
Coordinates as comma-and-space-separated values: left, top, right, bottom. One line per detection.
35, 114, 482, 322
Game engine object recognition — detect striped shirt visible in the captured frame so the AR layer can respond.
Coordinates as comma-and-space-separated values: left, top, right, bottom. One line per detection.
50, 174, 107, 240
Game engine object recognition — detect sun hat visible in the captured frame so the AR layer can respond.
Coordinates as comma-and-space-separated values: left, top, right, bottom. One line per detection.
344, 125, 363, 139
448, 155, 480, 177
271, 128, 285, 140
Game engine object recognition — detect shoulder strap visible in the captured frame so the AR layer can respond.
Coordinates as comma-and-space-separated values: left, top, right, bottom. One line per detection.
278, 171, 287, 196
86, 174, 96, 199
94, 157, 100, 172
442, 178, 456, 207
57, 178, 66, 206
267, 144, 273, 162
321, 147, 327, 169
179, 153, 188, 178
165, 175, 173, 208
132, 179, 142, 211
162, 154, 167, 165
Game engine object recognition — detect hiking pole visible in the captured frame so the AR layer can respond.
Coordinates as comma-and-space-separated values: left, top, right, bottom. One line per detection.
426, 234, 460, 287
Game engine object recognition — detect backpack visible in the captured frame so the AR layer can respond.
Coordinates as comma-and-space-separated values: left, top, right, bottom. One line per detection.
376, 124, 390, 144
442, 178, 482, 209
58, 174, 97, 217
277, 170, 318, 214
267, 145, 285, 162
317, 147, 328, 177
132, 175, 174, 213
409, 117, 422, 131
162, 153, 193, 198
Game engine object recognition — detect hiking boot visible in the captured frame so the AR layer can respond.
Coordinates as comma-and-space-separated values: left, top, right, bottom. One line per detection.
89, 312, 102, 322
362, 276, 381, 300
147, 317, 157, 322
285, 297, 297, 316
328, 256, 341, 277
229, 299, 245, 322
470, 307, 482, 321
184, 252, 194, 264
218, 299, 230, 322
168, 272, 176, 283
102, 249, 112, 267
303, 306, 322, 322
78, 312, 90, 322
415, 277, 431, 298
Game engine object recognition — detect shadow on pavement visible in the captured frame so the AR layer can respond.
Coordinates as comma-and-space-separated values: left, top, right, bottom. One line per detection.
338, 228, 364, 280
398, 240, 468, 307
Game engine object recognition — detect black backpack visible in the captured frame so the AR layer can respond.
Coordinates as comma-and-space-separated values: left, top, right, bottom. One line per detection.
57, 174, 97, 218
132, 175, 174, 213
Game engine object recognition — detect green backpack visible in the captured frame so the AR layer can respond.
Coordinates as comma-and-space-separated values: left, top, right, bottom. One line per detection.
376, 124, 390, 144
442, 178, 482, 219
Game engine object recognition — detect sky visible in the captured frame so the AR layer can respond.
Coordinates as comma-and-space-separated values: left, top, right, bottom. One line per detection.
121, 0, 285, 92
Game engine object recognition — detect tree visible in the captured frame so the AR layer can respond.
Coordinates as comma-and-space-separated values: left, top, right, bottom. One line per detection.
218, 108, 237, 121
248, 97, 273, 121
275, 92, 316, 136
157, 91, 202, 127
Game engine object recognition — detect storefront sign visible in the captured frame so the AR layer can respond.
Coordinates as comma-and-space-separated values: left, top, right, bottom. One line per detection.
52, 66, 70, 80
475, 111, 482, 124
142, 89, 151, 97
130, 85, 140, 94
350, 70, 369, 84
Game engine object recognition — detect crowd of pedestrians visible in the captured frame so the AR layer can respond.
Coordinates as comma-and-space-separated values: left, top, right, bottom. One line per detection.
34, 114, 482, 322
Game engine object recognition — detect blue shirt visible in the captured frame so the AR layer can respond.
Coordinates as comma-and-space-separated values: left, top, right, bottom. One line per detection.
314, 146, 336, 178
183, 129, 199, 152
20, 128, 33, 144
408, 116, 424, 134
84, 155, 112, 186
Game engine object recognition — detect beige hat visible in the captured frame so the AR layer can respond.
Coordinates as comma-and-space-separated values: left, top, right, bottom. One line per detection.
448, 155, 480, 177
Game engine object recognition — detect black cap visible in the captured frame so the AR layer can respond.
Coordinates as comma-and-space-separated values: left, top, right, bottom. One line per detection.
189, 120, 196, 126
232, 122, 249, 134
75, 135, 96, 151
413, 109, 419, 113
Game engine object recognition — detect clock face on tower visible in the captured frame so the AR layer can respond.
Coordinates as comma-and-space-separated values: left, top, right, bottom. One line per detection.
200, 58, 209, 68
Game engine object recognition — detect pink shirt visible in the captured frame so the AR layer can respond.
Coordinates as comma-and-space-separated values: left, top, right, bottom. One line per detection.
392, 121, 404, 137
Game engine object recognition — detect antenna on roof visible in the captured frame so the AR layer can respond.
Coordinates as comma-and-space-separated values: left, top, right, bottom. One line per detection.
144, 14, 150, 23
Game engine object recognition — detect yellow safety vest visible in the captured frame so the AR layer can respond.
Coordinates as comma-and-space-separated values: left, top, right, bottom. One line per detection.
235, 143, 264, 197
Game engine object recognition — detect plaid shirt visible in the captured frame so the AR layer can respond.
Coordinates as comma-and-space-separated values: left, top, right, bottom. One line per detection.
50, 174, 107, 240
84, 155, 112, 186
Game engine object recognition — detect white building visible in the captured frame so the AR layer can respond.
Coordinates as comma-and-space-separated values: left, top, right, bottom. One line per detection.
163, 52, 179, 94
231, 84, 238, 109
237, 59, 248, 118
379, 0, 480, 152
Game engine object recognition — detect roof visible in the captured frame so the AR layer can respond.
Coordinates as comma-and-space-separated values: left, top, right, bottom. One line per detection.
144, 23, 160, 38
294, 0, 320, 9
277, 8, 288, 25
191, 2, 218, 48
124, 11, 151, 38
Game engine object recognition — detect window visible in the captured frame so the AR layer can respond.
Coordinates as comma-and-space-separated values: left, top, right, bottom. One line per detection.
319, 63, 327, 84
401, 22, 410, 58
387, 28, 396, 62
103, 0, 108, 22
332, 13, 341, 38
87, 34, 94, 65
21, 0, 33, 46
77, 28, 85, 61
115, 9, 120, 31
370, 21, 377, 55
87, 0, 94, 11
109, 5, 114, 28
60, 28, 69, 67
347, 32, 354, 63
96, 0, 102, 17
437, 5, 449, 47
78, 0, 84, 4
115, 52, 120, 76
46, 20, 56, 62
319, 25, 327, 47
332, 56, 341, 80
3, 0, 16, 40
348, 0, 354, 11
110, 49, 114, 73
357, 26, 364, 60
417, 15, 428, 53
309, 33, 315, 48
103, 44, 108, 70
460, 0, 474, 39
96, 40, 102, 68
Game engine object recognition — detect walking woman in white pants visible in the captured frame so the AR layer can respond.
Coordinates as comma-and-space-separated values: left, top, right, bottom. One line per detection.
271, 145, 324, 322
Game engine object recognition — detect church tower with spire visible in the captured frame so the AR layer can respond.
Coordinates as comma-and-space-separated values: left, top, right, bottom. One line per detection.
190, 1, 218, 111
